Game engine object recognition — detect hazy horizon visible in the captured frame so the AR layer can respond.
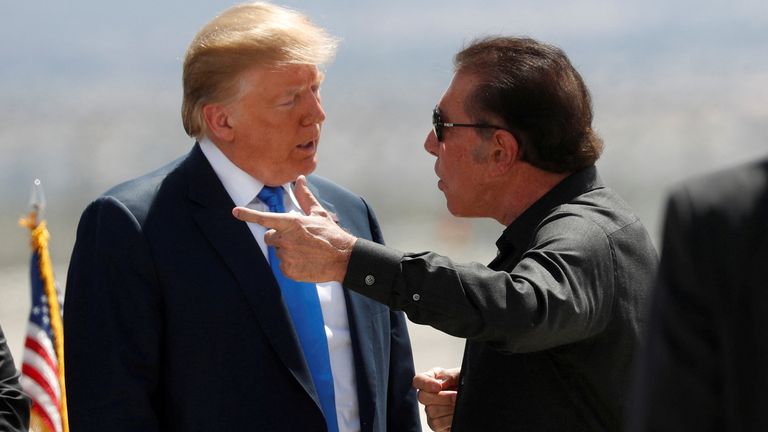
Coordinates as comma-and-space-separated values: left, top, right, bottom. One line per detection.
2, 0, 766, 275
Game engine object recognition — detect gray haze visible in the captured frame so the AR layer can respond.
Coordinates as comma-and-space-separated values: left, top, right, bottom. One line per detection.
2, 0, 767, 268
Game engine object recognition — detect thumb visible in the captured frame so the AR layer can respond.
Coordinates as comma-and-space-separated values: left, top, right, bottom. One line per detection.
434, 368, 460, 389
294, 175, 324, 216
413, 367, 448, 393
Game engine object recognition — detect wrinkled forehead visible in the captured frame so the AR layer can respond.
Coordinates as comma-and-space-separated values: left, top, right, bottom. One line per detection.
236, 64, 323, 97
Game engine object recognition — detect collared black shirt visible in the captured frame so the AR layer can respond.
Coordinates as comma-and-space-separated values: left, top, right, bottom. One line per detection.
345, 166, 658, 431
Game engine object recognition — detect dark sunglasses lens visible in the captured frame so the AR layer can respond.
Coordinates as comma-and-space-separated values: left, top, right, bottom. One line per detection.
432, 108, 442, 141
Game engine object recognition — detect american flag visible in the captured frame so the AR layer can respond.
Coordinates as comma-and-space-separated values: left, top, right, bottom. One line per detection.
19, 218, 69, 432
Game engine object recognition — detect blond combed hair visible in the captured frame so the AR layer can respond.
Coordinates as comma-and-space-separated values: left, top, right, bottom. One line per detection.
181, 2, 338, 138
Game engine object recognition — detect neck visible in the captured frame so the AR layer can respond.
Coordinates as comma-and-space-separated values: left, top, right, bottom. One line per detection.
491, 163, 571, 226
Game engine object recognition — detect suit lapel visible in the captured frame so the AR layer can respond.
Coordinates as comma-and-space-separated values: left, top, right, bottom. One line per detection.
344, 290, 380, 432
183, 164, 386, 427
183, 145, 321, 408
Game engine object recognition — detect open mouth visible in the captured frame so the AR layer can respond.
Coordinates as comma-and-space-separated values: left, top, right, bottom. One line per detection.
296, 139, 317, 152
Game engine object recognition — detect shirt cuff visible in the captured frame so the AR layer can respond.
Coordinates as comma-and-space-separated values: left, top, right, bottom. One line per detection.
343, 238, 404, 306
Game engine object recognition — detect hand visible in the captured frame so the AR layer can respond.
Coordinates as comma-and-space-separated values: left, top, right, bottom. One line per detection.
232, 175, 358, 282
413, 367, 460, 432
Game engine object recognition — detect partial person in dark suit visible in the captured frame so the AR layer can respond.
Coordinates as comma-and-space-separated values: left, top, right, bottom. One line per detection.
63, 2, 420, 431
0, 324, 29, 432
629, 158, 768, 431
234, 37, 659, 431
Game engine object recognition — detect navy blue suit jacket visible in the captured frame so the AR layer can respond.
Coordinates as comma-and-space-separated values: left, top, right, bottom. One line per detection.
64, 144, 420, 431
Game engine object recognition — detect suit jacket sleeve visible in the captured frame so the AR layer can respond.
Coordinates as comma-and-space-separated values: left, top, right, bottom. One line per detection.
344, 213, 617, 353
629, 188, 721, 431
362, 200, 421, 432
0, 325, 29, 432
64, 197, 162, 431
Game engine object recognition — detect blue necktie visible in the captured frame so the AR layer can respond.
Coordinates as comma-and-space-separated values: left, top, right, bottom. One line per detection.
257, 186, 339, 432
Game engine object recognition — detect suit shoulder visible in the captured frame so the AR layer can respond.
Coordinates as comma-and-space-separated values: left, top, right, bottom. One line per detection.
672, 158, 768, 218
306, 174, 366, 208
96, 154, 187, 223
665, 158, 768, 249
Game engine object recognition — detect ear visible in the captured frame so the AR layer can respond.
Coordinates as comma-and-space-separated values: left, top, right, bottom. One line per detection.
202, 103, 235, 142
488, 129, 519, 176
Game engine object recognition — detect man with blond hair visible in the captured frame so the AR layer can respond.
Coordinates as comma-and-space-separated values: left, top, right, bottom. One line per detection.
63, 3, 420, 431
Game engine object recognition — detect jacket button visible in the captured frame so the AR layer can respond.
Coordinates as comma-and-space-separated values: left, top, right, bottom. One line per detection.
364, 275, 376, 286
412, 293, 421, 301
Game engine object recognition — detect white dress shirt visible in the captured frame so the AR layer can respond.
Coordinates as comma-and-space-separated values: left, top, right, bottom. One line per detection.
199, 138, 360, 432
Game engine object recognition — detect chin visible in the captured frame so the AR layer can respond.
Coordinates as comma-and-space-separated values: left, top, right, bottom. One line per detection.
445, 199, 475, 218
445, 200, 462, 217
301, 157, 318, 173
447, 208, 465, 218
300, 163, 317, 177
283, 159, 316, 178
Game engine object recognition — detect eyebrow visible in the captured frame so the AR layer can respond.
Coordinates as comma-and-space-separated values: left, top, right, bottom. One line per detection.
279, 73, 324, 97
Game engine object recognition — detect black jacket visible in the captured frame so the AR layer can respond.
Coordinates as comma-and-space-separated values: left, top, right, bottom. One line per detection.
345, 166, 658, 430
0, 324, 29, 432
630, 158, 768, 431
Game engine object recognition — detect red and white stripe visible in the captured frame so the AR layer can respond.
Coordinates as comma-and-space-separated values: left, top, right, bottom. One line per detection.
21, 322, 63, 432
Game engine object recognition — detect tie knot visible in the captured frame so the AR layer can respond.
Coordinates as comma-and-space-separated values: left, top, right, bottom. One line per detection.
257, 186, 285, 213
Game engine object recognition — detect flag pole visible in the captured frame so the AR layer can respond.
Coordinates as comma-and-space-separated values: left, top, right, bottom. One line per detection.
20, 179, 45, 228
19, 179, 69, 432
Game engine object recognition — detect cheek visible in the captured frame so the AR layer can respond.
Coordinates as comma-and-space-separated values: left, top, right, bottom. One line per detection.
259, 134, 292, 156
443, 152, 470, 175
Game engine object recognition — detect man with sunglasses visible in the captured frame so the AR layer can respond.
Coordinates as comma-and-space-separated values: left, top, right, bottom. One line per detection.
234, 37, 658, 431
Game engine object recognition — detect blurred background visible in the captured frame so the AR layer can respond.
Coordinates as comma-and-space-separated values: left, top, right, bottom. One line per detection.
1, 0, 766, 427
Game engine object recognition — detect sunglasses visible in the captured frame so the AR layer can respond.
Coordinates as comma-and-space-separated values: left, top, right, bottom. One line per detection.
432, 106, 511, 142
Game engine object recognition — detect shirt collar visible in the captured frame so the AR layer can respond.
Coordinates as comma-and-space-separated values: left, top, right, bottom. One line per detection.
198, 137, 301, 210
496, 165, 605, 255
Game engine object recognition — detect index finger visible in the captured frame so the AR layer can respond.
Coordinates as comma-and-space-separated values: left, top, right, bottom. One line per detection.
232, 207, 293, 229
413, 371, 444, 393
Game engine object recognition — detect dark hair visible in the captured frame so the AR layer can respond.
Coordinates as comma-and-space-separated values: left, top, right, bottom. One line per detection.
455, 36, 603, 173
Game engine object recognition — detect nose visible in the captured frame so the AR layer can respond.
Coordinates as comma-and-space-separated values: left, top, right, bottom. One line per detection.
302, 92, 326, 126
424, 129, 439, 157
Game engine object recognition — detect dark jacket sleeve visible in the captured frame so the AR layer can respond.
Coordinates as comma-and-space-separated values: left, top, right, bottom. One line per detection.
344, 213, 617, 354
64, 197, 162, 431
362, 200, 421, 432
0, 325, 30, 432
